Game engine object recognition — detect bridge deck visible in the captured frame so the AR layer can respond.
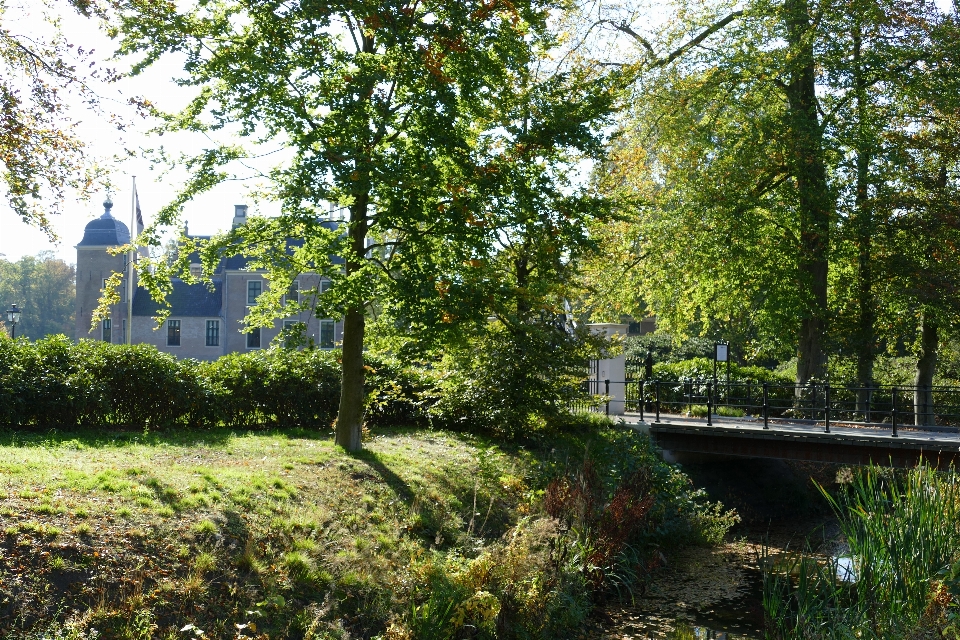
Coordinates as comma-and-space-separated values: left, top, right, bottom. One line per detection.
625, 413, 960, 468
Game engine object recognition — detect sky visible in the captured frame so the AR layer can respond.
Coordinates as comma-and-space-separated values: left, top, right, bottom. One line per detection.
0, 2, 284, 264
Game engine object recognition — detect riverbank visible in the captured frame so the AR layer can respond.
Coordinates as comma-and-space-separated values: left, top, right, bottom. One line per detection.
0, 422, 736, 639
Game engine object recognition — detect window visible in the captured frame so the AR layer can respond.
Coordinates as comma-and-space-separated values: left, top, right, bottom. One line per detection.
122, 319, 126, 342
247, 327, 261, 349
320, 278, 332, 293
320, 319, 335, 348
247, 280, 262, 305
286, 280, 300, 305
205, 320, 220, 347
167, 319, 181, 346
283, 320, 304, 349
121, 280, 127, 303
102, 318, 111, 343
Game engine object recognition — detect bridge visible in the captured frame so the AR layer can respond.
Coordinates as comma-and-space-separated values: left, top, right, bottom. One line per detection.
623, 414, 960, 469
577, 375, 960, 468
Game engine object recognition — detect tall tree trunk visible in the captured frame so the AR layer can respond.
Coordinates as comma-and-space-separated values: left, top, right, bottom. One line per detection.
853, 22, 875, 415
335, 192, 369, 451
914, 312, 937, 427
785, 0, 832, 387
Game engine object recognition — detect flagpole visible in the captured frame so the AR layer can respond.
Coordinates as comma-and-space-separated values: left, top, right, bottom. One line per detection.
127, 176, 136, 345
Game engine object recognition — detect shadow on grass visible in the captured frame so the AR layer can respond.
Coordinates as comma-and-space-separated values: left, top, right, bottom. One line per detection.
350, 448, 416, 504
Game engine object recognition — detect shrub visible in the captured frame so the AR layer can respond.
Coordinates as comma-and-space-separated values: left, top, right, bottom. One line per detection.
0, 338, 423, 431
652, 357, 794, 385
429, 321, 605, 439
200, 348, 341, 428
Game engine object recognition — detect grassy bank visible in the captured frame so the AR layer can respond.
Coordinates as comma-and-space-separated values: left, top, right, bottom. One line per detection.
0, 421, 735, 639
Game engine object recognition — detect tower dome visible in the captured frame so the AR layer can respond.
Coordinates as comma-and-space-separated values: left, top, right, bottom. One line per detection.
78, 198, 130, 247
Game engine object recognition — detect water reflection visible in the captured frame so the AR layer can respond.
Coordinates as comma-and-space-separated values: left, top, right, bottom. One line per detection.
835, 556, 856, 582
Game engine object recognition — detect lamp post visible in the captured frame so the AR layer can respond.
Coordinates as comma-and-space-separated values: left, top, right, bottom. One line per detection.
6, 304, 21, 339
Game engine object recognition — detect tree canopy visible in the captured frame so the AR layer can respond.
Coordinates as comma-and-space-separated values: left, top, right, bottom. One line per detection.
0, 0, 107, 235
94, 0, 618, 449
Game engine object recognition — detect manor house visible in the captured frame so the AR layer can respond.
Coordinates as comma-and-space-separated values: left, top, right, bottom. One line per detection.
75, 200, 343, 359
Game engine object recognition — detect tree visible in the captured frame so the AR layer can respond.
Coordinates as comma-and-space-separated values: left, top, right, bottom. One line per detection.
587, 0, 955, 390
100, 0, 616, 450
0, 251, 76, 338
0, 0, 106, 235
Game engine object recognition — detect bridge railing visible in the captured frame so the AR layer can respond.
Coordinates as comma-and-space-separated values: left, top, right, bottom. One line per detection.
614, 379, 960, 435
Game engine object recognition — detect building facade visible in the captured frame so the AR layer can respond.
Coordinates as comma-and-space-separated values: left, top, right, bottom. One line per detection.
75, 201, 343, 359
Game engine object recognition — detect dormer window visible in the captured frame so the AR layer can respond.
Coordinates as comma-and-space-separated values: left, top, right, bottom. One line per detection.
190, 263, 202, 277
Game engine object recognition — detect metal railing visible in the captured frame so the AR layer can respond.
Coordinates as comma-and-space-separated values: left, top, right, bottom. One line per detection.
574, 378, 960, 437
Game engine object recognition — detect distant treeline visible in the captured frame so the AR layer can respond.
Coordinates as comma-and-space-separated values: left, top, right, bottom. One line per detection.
0, 252, 75, 339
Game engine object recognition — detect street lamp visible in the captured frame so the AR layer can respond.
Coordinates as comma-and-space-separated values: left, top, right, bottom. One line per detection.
6, 304, 21, 339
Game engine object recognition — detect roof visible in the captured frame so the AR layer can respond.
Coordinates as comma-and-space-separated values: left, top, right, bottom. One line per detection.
219, 228, 346, 269
78, 201, 131, 247
131, 279, 222, 317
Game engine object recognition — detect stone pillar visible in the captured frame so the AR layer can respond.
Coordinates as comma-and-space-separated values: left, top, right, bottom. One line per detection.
588, 323, 628, 415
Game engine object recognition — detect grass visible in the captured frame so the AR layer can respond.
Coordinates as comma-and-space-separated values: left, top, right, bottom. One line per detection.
0, 426, 566, 638
0, 423, 735, 639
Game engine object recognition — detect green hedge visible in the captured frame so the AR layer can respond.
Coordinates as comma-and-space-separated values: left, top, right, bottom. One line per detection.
652, 357, 794, 385
0, 336, 427, 430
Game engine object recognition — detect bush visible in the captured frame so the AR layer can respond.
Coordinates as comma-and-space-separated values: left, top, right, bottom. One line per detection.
0, 337, 424, 430
623, 333, 715, 364
0, 336, 204, 429
199, 348, 341, 428
652, 357, 794, 385
429, 321, 605, 439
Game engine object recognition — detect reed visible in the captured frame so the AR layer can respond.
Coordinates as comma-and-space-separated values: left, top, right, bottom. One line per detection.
763, 464, 960, 638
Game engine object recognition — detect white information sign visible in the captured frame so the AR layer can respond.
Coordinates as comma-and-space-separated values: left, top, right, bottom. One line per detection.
716, 343, 729, 362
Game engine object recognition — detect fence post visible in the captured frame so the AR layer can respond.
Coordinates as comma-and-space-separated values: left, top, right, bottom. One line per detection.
811, 383, 817, 421
707, 381, 713, 426
655, 381, 661, 423
639, 380, 645, 422
605, 379, 610, 416
763, 382, 769, 429
866, 385, 872, 423
891, 387, 898, 438
824, 384, 831, 433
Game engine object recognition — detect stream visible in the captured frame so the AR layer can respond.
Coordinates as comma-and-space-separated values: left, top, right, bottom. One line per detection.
593, 541, 767, 639
591, 459, 846, 640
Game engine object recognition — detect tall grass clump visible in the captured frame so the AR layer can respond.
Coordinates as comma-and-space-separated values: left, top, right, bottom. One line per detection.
764, 464, 960, 639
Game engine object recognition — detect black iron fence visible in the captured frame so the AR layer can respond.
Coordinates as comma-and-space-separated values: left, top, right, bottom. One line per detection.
574, 378, 960, 436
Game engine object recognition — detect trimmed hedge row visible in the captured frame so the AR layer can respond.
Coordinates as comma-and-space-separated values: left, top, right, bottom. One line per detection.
0, 335, 427, 430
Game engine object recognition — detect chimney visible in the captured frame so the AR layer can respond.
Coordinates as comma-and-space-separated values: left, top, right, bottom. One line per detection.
232, 204, 248, 228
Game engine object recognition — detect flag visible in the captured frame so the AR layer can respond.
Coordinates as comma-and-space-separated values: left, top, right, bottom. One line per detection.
135, 190, 144, 235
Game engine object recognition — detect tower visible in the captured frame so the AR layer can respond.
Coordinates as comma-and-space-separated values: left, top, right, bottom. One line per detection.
75, 198, 132, 342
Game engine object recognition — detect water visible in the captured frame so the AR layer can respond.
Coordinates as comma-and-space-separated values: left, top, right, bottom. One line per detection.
595, 544, 766, 639
596, 546, 854, 638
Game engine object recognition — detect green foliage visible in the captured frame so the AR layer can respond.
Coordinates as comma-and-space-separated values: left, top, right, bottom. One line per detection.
199, 348, 341, 428
764, 464, 960, 638
623, 333, 714, 364
651, 357, 793, 385
428, 321, 605, 439
0, 252, 75, 339
0, 338, 419, 430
